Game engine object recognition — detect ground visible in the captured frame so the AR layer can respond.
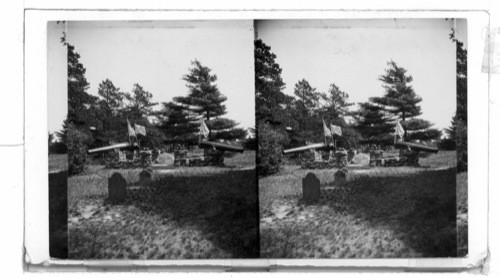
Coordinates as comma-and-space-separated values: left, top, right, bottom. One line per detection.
259, 151, 468, 258
50, 151, 259, 259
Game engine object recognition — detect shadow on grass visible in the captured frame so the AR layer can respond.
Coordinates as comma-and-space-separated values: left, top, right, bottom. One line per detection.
126, 169, 259, 258
336, 168, 457, 257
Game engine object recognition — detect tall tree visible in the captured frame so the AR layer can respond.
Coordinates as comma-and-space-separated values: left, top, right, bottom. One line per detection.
447, 29, 468, 172
321, 83, 354, 120
254, 39, 292, 126
62, 35, 99, 128
174, 60, 246, 141
371, 61, 441, 141
124, 83, 158, 120
254, 40, 290, 175
355, 102, 394, 146
158, 102, 200, 145
97, 79, 125, 114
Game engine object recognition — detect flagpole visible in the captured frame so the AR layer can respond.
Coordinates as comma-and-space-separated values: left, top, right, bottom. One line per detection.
322, 117, 327, 145
127, 118, 132, 146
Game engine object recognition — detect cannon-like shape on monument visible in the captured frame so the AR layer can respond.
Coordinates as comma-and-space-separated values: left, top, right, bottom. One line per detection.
283, 143, 349, 169
88, 142, 152, 169
394, 141, 438, 153
175, 140, 245, 167
282, 142, 334, 155
88, 142, 139, 154
370, 141, 439, 167
199, 140, 245, 153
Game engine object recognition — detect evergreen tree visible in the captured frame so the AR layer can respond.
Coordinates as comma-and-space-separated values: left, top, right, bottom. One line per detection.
93, 79, 126, 145
62, 35, 99, 128
158, 102, 200, 145
124, 83, 158, 120
254, 39, 292, 126
446, 29, 468, 172
288, 79, 322, 145
371, 61, 441, 141
254, 40, 291, 175
174, 60, 246, 141
322, 83, 354, 120
355, 102, 394, 146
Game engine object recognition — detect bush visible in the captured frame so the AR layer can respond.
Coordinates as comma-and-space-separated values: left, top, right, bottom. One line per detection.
455, 120, 467, 172
439, 138, 456, 151
67, 125, 92, 175
257, 123, 289, 176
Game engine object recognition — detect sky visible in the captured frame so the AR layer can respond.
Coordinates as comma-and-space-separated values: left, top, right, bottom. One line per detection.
47, 20, 255, 134
256, 19, 467, 132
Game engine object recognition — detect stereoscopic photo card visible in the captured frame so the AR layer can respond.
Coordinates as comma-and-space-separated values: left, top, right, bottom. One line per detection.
23, 8, 490, 272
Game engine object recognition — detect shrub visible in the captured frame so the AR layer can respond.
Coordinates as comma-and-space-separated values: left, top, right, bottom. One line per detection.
257, 123, 289, 176
67, 125, 92, 175
439, 138, 456, 151
455, 120, 468, 172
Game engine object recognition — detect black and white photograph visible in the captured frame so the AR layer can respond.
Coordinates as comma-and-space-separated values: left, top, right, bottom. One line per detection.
47, 20, 259, 259
256, 19, 468, 258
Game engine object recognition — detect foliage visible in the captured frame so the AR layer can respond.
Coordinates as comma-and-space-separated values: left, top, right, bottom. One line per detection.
63, 37, 99, 129
447, 29, 468, 172
66, 123, 92, 175
49, 133, 67, 154
254, 39, 292, 126
355, 102, 394, 146
371, 61, 441, 141
124, 83, 158, 120
257, 122, 289, 176
158, 102, 199, 145
439, 138, 457, 150
163, 60, 246, 143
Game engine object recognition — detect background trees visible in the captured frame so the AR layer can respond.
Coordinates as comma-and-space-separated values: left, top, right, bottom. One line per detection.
446, 30, 468, 172
355, 102, 394, 146
255, 39, 291, 175
178, 60, 246, 141
369, 61, 441, 142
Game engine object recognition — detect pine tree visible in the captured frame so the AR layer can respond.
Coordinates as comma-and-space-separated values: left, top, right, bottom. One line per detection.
124, 83, 158, 120
355, 102, 394, 146
447, 29, 468, 171
254, 39, 292, 126
93, 79, 126, 145
371, 61, 441, 141
62, 35, 99, 128
174, 60, 246, 142
254, 40, 290, 175
158, 102, 200, 145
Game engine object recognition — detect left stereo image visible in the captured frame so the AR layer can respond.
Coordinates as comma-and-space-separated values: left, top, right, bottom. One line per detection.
47, 20, 258, 259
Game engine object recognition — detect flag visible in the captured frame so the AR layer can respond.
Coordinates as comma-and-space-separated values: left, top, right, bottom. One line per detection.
199, 118, 210, 138
394, 120, 404, 139
330, 124, 342, 136
134, 124, 146, 136
323, 119, 332, 137
127, 119, 136, 137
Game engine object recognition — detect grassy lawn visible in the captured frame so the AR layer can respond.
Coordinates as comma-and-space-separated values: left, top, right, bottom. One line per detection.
260, 151, 466, 258
64, 151, 258, 259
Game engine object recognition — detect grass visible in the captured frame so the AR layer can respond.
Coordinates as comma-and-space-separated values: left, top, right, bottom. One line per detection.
260, 151, 466, 258
64, 151, 258, 259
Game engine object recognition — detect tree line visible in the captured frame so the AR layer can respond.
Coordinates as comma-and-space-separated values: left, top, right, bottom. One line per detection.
256, 32, 467, 175
50, 35, 248, 175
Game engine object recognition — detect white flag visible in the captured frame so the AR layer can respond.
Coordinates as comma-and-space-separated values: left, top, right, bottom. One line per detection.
127, 119, 136, 137
395, 120, 404, 139
330, 124, 342, 136
199, 118, 210, 138
134, 124, 146, 136
323, 120, 332, 137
